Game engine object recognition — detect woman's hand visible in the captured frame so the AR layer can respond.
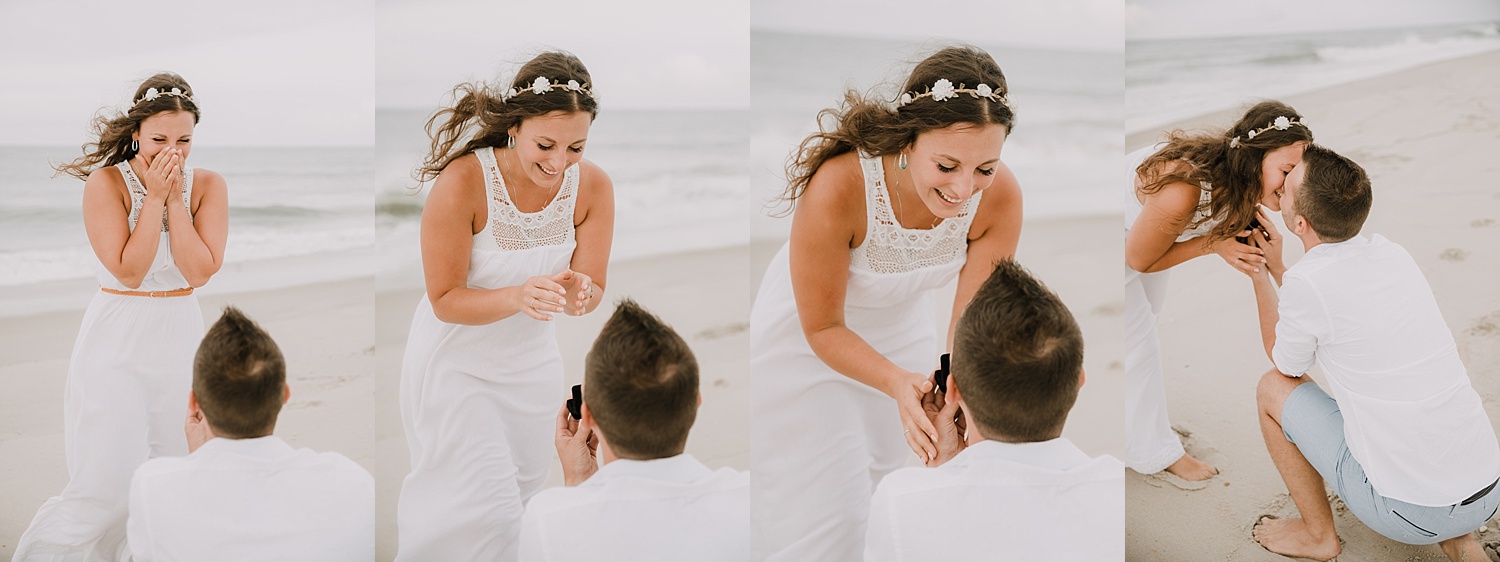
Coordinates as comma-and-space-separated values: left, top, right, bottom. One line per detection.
555, 268, 594, 316
1251, 208, 1285, 279
514, 274, 568, 321
889, 371, 939, 464
133, 148, 182, 205
1210, 232, 1266, 275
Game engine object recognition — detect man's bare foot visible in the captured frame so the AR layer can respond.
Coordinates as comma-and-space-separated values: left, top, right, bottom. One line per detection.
1252, 517, 1340, 561
1438, 532, 1487, 562
1164, 452, 1217, 481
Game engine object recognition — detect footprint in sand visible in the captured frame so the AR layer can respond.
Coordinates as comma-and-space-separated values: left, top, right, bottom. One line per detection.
1440, 248, 1470, 262
1470, 312, 1500, 338
1473, 218, 1496, 228
695, 322, 748, 341
1483, 531, 1500, 562
1091, 302, 1122, 317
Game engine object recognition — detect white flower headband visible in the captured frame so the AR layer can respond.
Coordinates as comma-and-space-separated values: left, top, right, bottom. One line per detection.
502, 76, 594, 101
897, 79, 1008, 109
1229, 116, 1307, 148
132, 87, 195, 109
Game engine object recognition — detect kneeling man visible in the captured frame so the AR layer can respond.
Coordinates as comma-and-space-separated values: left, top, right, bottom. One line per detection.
865, 259, 1125, 561
127, 307, 374, 562
1248, 144, 1499, 561
519, 299, 749, 561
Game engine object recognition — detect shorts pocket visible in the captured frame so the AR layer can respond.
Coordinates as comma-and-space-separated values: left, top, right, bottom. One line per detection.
1391, 509, 1438, 539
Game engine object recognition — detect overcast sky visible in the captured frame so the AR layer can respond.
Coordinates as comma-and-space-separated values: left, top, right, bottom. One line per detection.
1127, 0, 1500, 40
752, 0, 1123, 52
0, 1, 373, 147
376, 0, 749, 110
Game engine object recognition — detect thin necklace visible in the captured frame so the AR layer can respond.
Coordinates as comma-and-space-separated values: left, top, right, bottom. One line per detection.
500, 147, 558, 203
891, 155, 940, 229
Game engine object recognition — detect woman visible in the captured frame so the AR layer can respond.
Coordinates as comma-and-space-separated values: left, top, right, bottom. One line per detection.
14, 72, 228, 560
1124, 100, 1311, 480
749, 45, 1022, 561
395, 51, 613, 562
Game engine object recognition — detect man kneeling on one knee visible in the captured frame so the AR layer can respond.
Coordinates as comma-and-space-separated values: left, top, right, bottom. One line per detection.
127, 307, 374, 562
1246, 144, 1500, 561
518, 299, 749, 562
865, 259, 1125, 561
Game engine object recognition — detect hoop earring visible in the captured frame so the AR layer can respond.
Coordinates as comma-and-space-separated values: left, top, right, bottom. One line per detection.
131, 140, 138, 152
897, 151, 908, 170
506, 136, 516, 150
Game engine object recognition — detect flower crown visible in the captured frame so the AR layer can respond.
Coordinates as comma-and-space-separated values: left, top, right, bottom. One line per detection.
1229, 116, 1307, 148
897, 79, 1008, 109
502, 76, 594, 101
132, 87, 195, 108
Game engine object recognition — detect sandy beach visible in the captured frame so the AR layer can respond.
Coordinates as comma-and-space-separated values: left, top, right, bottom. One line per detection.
373, 245, 752, 560
0, 263, 376, 559
1125, 50, 1500, 560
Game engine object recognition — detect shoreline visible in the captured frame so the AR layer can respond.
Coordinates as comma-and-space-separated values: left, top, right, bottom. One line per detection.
0, 246, 377, 319
1125, 50, 1500, 149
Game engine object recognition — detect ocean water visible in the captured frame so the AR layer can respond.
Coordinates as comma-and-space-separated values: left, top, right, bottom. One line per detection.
0, 145, 372, 291
751, 31, 1124, 240
375, 107, 750, 290
1127, 21, 1500, 133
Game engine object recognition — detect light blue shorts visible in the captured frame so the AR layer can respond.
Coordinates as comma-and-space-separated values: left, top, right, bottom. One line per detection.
1281, 382, 1500, 545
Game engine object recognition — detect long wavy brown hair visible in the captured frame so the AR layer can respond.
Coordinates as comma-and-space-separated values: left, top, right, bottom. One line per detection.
54, 72, 201, 181
775, 45, 1015, 216
414, 51, 599, 184
1135, 100, 1313, 242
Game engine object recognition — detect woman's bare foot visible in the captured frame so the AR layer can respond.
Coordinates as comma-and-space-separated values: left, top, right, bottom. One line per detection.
1252, 517, 1340, 561
1164, 452, 1217, 481
1437, 532, 1487, 562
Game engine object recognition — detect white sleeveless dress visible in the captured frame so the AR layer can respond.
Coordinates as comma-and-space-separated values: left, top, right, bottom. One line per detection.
396, 148, 578, 562
749, 153, 983, 562
14, 162, 202, 562
1123, 144, 1220, 474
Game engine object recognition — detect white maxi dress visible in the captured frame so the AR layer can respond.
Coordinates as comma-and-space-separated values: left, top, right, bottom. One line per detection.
749, 153, 982, 562
14, 162, 201, 562
1123, 145, 1221, 473
396, 147, 578, 562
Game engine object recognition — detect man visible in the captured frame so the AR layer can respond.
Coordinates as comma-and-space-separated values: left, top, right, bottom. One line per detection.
518, 299, 748, 561
1247, 144, 1499, 561
864, 259, 1125, 561
126, 307, 374, 561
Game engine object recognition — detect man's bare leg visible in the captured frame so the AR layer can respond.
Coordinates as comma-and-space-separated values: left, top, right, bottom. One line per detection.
1252, 369, 1341, 560
1438, 532, 1487, 562
1165, 452, 1217, 481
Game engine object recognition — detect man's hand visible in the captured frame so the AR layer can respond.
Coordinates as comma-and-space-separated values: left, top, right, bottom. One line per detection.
921, 386, 966, 467
185, 401, 216, 453
555, 404, 599, 486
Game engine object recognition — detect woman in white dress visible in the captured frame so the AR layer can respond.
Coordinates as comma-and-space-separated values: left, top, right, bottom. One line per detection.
1124, 100, 1312, 480
750, 46, 1022, 561
395, 51, 613, 562
13, 72, 228, 561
